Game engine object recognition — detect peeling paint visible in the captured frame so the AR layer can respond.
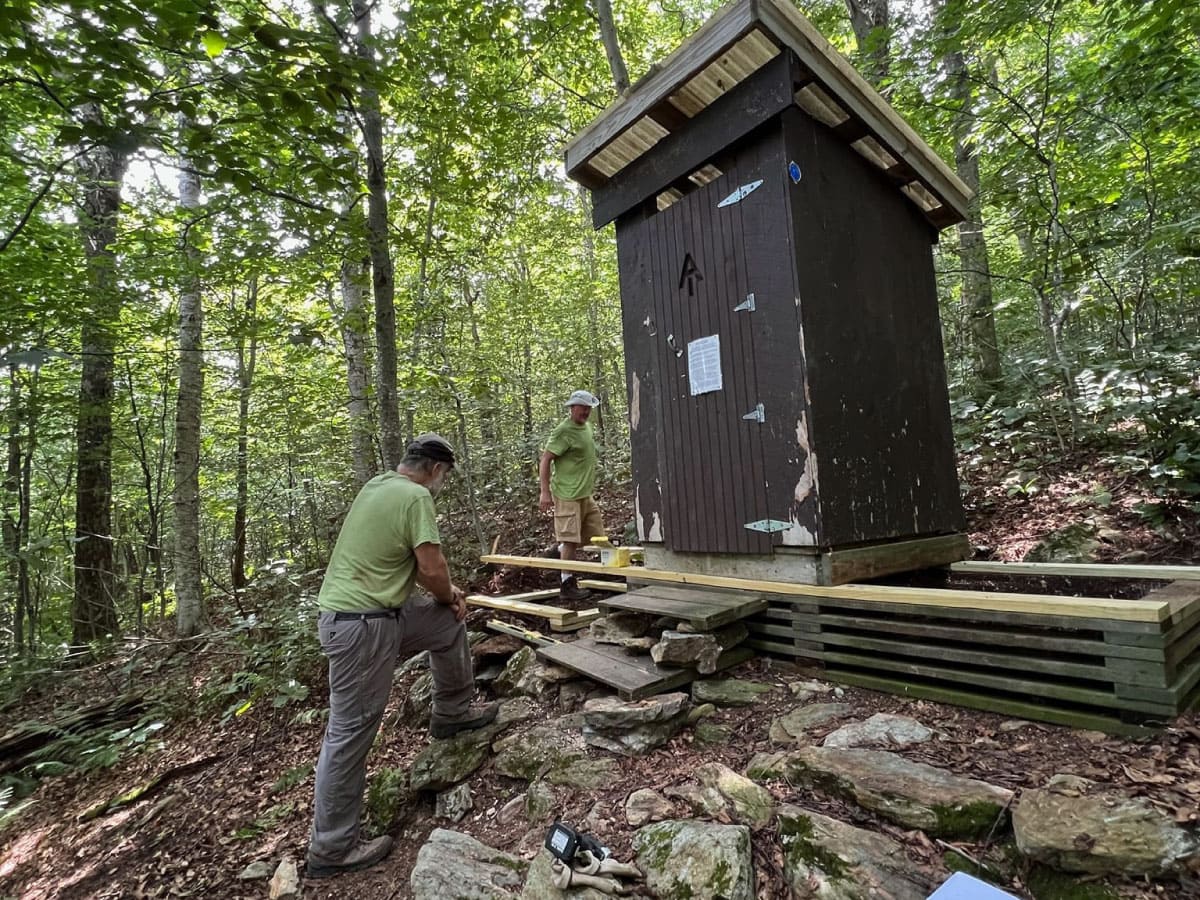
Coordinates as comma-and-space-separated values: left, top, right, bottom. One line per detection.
630, 371, 641, 431
647, 511, 663, 543
634, 488, 645, 541
780, 522, 816, 546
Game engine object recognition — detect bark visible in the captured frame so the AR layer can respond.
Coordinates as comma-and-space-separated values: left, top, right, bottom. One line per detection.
939, 5, 1002, 387
123, 354, 168, 636
405, 196, 436, 444
232, 277, 258, 594
843, 0, 891, 87
352, 0, 402, 469
174, 127, 205, 638
593, 0, 630, 95
3, 368, 27, 655
576, 184, 606, 447
72, 106, 127, 646
340, 242, 375, 487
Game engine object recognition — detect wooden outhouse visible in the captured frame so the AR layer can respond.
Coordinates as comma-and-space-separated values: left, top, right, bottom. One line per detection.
567, 0, 974, 585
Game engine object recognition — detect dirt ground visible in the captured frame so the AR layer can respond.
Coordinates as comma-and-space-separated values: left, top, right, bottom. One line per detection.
1, 451, 1197, 899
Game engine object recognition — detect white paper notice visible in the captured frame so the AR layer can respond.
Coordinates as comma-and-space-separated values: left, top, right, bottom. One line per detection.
687, 334, 722, 396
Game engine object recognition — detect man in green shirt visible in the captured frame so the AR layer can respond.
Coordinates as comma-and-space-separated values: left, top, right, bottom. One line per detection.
539, 390, 607, 601
307, 434, 497, 879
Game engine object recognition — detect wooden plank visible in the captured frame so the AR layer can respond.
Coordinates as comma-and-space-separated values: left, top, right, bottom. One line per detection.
578, 579, 628, 593
592, 50, 796, 227
815, 630, 1118, 683
480, 555, 1168, 623
746, 637, 805, 657
537, 638, 753, 699
485, 619, 561, 647
818, 649, 1175, 715
824, 534, 970, 584
816, 610, 1164, 661
953, 561, 1200, 582
465, 593, 598, 626
823, 669, 1156, 736
599, 587, 768, 630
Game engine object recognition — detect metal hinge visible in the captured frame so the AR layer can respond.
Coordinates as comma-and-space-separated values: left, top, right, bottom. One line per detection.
742, 403, 765, 423
744, 519, 791, 534
718, 179, 763, 208
733, 293, 756, 313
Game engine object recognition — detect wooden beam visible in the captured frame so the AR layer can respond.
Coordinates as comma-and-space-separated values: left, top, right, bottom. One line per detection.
485, 619, 560, 647
480, 554, 1169, 623
579, 579, 629, 592
824, 533, 969, 584
952, 561, 1200, 582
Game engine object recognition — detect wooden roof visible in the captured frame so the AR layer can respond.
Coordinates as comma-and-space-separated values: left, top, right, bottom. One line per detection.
565, 0, 972, 229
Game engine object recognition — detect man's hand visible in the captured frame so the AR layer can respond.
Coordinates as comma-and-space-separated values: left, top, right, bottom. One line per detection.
539, 491, 554, 513
442, 585, 467, 622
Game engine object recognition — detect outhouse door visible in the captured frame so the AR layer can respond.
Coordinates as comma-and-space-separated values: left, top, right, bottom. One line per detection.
644, 154, 787, 554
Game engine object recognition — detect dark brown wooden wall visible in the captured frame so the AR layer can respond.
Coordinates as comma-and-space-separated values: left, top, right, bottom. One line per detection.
780, 106, 965, 546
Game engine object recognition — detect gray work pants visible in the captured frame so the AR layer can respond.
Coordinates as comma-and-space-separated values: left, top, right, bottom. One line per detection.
308, 595, 472, 863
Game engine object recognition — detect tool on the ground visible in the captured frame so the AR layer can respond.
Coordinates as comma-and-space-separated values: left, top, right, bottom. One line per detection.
485, 619, 560, 646
544, 822, 643, 895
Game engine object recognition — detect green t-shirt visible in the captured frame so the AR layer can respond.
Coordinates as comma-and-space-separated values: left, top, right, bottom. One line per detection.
545, 418, 597, 500
318, 472, 441, 612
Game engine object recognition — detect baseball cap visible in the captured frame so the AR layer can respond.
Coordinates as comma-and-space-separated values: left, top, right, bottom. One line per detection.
565, 390, 600, 408
407, 432, 456, 468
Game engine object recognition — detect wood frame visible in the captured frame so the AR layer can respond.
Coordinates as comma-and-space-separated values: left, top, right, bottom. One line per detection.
564, 0, 971, 227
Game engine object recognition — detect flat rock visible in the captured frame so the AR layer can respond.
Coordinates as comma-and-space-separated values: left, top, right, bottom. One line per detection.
545, 756, 617, 790
493, 721, 588, 781
590, 611, 658, 648
634, 820, 754, 900
405, 672, 434, 722
526, 780, 556, 822
267, 857, 299, 899
692, 678, 774, 707
778, 805, 934, 900
696, 762, 774, 828
410, 700, 528, 792
746, 747, 1013, 839
495, 646, 566, 698
471, 634, 524, 662
237, 860, 273, 880
823, 713, 934, 749
397, 650, 430, 676
411, 829, 527, 899
625, 789, 675, 827
769, 703, 851, 744
582, 693, 691, 756
436, 783, 473, 823
650, 623, 749, 674
695, 721, 732, 745
788, 679, 834, 701
1013, 775, 1200, 876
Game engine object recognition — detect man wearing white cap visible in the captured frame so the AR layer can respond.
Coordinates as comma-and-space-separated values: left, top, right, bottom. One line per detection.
539, 390, 606, 601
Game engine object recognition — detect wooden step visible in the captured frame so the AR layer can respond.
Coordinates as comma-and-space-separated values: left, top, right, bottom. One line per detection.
537, 637, 753, 700
599, 585, 768, 630
465, 593, 600, 631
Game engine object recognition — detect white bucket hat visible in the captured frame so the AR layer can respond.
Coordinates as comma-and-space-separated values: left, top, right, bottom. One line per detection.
565, 390, 600, 408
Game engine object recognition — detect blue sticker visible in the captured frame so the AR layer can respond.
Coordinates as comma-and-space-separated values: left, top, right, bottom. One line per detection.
788, 160, 802, 183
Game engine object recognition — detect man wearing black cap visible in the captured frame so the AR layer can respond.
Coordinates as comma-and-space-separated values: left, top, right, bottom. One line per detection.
306, 433, 498, 878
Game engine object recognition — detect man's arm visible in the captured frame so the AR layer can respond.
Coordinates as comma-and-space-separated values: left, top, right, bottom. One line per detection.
538, 450, 556, 512
414, 542, 466, 621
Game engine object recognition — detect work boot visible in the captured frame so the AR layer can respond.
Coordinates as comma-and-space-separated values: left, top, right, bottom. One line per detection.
559, 575, 591, 602
305, 835, 394, 879
429, 700, 500, 739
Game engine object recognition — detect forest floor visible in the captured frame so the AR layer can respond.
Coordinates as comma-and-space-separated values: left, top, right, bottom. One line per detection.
1, 445, 1198, 900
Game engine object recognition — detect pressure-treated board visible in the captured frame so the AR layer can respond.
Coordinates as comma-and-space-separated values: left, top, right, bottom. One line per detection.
599, 585, 768, 630
465, 593, 600, 630
579, 579, 629, 593
537, 638, 754, 700
480, 555, 1167, 623
952, 561, 1200, 582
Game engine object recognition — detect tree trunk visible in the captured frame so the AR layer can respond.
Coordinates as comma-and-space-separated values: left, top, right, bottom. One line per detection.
232, 277, 258, 594
938, 3, 1002, 388
352, 0, 402, 470
843, 0, 891, 87
340, 243, 375, 487
173, 129, 205, 638
3, 368, 22, 654
593, 0, 630, 95
72, 106, 126, 646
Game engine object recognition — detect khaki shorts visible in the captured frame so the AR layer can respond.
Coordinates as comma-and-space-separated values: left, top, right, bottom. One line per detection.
553, 496, 605, 545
